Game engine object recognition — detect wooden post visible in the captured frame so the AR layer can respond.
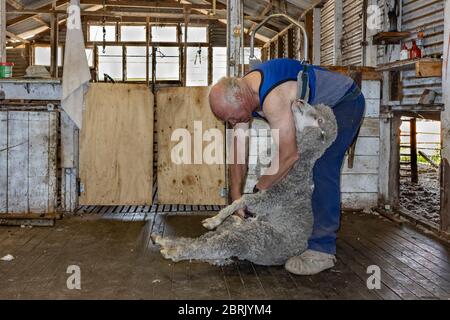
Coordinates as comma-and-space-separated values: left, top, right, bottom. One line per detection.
287, 28, 294, 58
50, 2, 59, 78
305, 9, 313, 63
378, 0, 403, 210
410, 117, 418, 183
364, 0, 379, 67
312, 7, 321, 65
334, 0, 343, 65
182, 6, 190, 86
146, 17, 150, 87
0, 0, 6, 62
226, 0, 242, 77
277, 37, 283, 58
440, 0, 450, 233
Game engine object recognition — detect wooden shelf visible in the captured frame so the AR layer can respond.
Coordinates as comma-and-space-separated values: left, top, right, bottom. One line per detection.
372, 31, 410, 45
381, 103, 444, 120
376, 58, 442, 77
386, 103, 444, 112
322, 65, 381, 81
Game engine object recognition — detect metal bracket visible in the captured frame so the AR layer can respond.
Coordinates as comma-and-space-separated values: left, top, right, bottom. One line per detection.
220, 187, 228, 198
78, 180, 84, 195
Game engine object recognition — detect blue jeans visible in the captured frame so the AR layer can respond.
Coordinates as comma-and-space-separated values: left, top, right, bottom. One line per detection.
308, 90, 365, 255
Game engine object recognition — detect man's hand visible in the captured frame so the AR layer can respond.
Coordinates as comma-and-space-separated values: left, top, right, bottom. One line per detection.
234, 208, 246, 219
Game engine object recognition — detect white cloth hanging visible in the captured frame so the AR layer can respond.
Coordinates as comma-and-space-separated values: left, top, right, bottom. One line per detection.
61, 0, 91, 129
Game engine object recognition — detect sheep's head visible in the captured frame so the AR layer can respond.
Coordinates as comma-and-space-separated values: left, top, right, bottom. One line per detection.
291, 100, 338, 158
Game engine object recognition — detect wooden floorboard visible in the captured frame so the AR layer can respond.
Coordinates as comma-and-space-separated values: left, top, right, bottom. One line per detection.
0, 212, 449, 299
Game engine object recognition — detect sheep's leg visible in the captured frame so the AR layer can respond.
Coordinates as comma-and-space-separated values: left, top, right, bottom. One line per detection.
202, 197, 246, 230
159, 228, 244, 263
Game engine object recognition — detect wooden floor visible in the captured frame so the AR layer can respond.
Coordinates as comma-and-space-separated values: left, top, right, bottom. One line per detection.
0, 211, 449, 300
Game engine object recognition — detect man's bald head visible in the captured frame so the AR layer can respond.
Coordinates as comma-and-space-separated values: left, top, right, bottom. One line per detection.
209, 77, 242, 121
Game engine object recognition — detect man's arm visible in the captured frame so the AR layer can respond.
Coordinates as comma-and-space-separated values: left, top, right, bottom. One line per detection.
255, 99, 298, 190
229, 122, 250, 202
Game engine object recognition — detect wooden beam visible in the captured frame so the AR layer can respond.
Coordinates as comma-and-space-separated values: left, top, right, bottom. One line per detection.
1, 0, 5, 62
304, 8, 313, 63
248, 2, 272, 35
312, 6, 320, 64
6, 0, 68, 27
50, 2, 58, 78
410, 117, 418, 184
6, 0, 49, 26
80, 0, 215, 10
6, 30, 29, 43
8, 8, 264, 21
441, 0, 450, 233
334, 0, 343, 65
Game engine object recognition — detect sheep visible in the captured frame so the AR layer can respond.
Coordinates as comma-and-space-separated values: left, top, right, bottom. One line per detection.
153, 101, 338, 266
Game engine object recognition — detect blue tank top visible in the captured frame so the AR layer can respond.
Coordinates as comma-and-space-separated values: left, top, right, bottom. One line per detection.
247, 58, 355, 120
250, 58, 306, 106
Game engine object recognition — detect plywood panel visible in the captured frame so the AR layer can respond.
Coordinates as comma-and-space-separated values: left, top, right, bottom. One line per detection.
0, 112, 7, 213
157, 87, 227, 205
79, 83, 154, 206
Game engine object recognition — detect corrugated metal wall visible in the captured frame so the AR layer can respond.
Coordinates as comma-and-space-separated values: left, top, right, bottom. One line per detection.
320, 0, 336, 65
342, 0, 364, 65
401, 0, 445, 104
6, 47, 30, 77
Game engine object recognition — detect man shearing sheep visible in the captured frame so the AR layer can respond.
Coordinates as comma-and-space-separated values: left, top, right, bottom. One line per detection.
208, 58, 365, 275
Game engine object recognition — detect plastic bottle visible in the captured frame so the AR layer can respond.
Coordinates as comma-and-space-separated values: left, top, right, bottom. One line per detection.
409, 40, 422, 59
400, 43, 409, 60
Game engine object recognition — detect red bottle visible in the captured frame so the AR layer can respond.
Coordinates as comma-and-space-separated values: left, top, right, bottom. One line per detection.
409, 40, 422, 59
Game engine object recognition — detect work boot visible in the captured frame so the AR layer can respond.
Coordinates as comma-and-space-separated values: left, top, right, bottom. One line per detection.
285, 249, 336, 275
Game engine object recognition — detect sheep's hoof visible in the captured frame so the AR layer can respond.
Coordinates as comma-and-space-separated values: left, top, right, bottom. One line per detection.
160, 247, 180, 261
202, 217, 221, 230
151, 234, 163, 245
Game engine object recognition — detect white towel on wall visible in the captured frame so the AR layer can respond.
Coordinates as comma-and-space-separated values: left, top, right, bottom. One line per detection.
61, 0, 91, 129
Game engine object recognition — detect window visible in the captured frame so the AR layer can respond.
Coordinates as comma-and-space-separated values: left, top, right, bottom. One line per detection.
121, 25, 146, 42
151, 26, 177, 42
89, 25, 116, 42
181, 26, 208, 43
34, 46, 62, 66
155, 47, 179, 80
126, 46, 152, 81
186, 47, 208, 86
98, 46, 123, 81
85, 48, 94, 67
212, 47, 227, 84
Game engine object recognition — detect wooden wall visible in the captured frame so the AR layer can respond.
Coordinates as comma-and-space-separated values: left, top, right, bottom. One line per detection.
0, 110, 58, 214
341, 80, 381, 209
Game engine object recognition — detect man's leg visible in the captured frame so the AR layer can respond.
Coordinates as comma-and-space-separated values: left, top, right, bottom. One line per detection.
286, 94, 365, 275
